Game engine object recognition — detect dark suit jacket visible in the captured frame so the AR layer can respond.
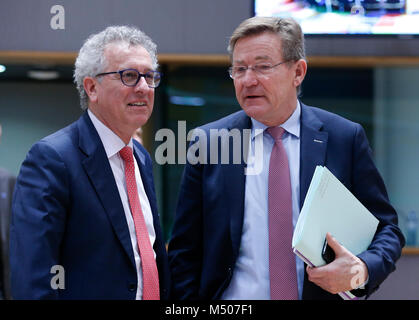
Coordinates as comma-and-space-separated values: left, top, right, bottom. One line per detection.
168, 103, 405, 300
0, 168, 16, 300
10, 112, 170, 299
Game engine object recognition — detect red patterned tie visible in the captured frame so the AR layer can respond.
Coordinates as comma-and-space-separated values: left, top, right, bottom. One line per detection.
267, 127, 298, 300
119, 146, 160, 300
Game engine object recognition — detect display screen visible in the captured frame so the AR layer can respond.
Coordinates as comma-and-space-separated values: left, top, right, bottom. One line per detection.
254, 0, 419, 35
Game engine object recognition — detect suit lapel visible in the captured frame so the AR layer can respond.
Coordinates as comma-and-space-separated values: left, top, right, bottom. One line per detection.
132, 144, 150, 208
133, 144, 166, 258
133, 143, 158, 224
299, 103, 328, 209
225, 111, 252, 258
77, 112, 136, 268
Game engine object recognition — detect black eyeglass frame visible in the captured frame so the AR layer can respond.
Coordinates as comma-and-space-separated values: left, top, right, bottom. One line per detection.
95, 68, 162, 88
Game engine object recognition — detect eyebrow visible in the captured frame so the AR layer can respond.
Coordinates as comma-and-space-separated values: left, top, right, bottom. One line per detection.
233, 55, 272, 65
119, 66, 154, 72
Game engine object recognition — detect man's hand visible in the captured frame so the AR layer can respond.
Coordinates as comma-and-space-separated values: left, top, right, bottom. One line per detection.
306, 232, 368, 294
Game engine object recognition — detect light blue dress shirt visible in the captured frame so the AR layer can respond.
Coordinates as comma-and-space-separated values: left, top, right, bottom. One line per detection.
222, 102, 304, 300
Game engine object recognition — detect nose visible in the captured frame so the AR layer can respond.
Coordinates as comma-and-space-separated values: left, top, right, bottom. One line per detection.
240, 68, 258, 87
134, 76, 150, 93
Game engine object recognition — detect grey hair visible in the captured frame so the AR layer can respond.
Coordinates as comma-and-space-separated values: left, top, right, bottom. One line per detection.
228, 16, 306, 62
74, 25, 158, 110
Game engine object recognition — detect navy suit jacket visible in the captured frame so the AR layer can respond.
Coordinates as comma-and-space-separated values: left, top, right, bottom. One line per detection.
10, 112, 170, 299
168, 103, 405, 300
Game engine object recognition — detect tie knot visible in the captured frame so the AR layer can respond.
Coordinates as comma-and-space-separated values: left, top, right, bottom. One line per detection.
119, 146, 134, 162
267, 126, 285, 141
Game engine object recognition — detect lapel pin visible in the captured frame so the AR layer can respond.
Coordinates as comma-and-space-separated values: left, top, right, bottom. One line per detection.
313, 139, 323, 143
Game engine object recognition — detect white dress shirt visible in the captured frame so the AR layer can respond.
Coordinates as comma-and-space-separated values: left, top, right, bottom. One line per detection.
222, 102, 304, 299
88, 110, 156, 300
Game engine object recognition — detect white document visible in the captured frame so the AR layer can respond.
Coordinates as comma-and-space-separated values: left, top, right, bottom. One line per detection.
292, 166, 379, 300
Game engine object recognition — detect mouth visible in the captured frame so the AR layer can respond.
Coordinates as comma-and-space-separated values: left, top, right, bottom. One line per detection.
127, 102, 147, 107
245, 95, 264, 100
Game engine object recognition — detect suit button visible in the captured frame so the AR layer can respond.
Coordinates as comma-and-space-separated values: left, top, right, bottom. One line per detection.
128, 283, 137, 292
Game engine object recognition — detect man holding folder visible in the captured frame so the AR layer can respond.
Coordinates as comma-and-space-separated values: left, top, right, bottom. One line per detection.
168, 16, 405, 300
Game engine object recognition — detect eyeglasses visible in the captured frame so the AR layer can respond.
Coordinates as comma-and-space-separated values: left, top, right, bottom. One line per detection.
228, 61, 287, 79
95, 68, 162, 88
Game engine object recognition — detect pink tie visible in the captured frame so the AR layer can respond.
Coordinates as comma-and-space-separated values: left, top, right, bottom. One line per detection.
119, 146, 160, 300
267, 127, 298, 300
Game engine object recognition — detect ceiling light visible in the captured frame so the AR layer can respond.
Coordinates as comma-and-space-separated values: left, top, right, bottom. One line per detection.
169, 95, 206, 107
0, 65, 6, 73
27, 70, 60, 80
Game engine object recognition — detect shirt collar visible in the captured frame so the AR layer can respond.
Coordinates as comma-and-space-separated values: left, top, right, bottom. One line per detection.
251, 100, 301, 140
88, 109, 133, 159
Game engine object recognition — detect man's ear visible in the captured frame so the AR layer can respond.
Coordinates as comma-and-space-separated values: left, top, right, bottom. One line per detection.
294, 59, 307, 88
83, 77, 99, 104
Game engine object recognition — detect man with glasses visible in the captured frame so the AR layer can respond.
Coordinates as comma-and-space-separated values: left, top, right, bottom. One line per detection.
10, 26, 170, 299
168, 17, 404, 300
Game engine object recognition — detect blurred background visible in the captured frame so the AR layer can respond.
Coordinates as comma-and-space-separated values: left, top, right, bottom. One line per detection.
0, 0, 418, 299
